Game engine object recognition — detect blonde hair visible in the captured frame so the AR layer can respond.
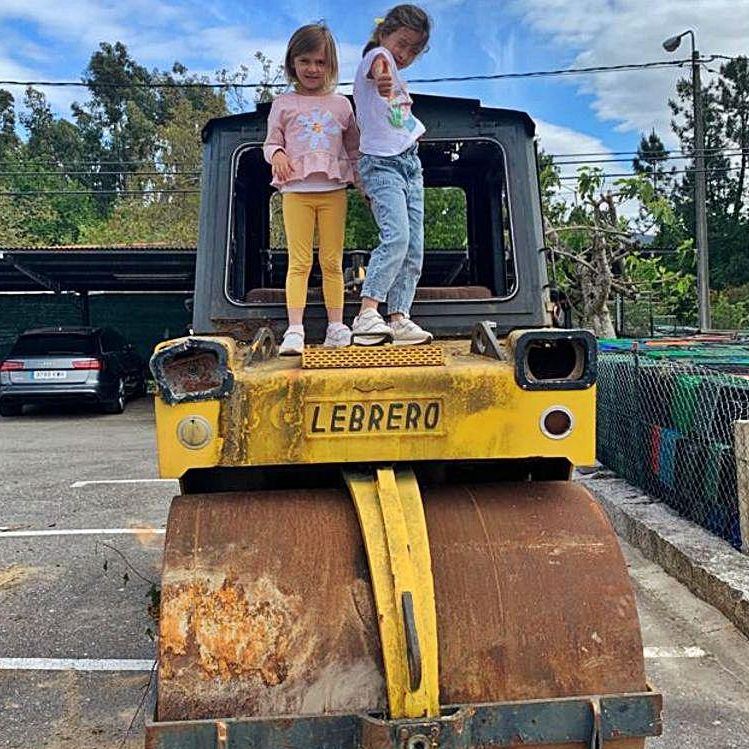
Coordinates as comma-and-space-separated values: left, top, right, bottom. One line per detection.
284, 23, 339, 94
363, 4, 431, 56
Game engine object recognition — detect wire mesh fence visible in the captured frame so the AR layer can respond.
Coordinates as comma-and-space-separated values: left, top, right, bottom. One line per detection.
596, 349, 748, 550
612, 296, 698, 338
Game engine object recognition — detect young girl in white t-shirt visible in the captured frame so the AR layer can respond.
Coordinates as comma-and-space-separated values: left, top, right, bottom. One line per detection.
351, 5, 433, 346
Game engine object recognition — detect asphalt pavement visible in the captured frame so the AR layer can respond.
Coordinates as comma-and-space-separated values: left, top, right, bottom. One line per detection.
0, 398, 748, 748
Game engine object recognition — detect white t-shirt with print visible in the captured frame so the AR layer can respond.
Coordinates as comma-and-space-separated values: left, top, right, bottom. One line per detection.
353, 47, 425, 157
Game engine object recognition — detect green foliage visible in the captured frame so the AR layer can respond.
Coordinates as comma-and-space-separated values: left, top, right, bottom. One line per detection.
0, 89, 20, 159
270, 188, 467, 251
0, 41, 236, 246
624, 240, 697, 323
424, 188, 467, 248
544, 163, 697, 336
632, 130, 673, 195
345, 191, 378, 249
81, 82, 226, 244
0, 145, 99, 245
668, 56, 749, 289
711, 289, 749, 329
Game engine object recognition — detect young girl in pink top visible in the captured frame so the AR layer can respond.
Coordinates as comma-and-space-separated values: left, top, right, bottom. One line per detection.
264, 23, 360, 355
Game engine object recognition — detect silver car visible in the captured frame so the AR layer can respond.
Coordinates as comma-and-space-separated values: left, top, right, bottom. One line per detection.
0, 326, 145, 416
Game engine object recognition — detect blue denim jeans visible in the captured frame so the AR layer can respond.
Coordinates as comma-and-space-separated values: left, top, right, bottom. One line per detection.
359, 146, 424, 316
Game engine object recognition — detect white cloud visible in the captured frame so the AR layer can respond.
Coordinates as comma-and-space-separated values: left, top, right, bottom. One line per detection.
0, 53, 78, 121
0, 1, 367, 119
537, 117, 607, 149
0, 1, 127, 50
535, 118, 640, 218
512, 0, 749, 144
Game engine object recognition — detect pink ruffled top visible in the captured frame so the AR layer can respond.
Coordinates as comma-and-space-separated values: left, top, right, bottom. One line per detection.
263, 92, 360, 191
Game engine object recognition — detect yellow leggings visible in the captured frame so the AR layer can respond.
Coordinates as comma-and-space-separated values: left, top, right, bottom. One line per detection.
282, 189, 347, 311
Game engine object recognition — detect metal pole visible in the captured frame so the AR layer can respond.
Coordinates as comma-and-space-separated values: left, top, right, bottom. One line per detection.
692, 43, 711, 330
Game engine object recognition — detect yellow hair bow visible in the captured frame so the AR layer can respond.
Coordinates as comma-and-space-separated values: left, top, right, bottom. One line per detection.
374, 17, 384, 24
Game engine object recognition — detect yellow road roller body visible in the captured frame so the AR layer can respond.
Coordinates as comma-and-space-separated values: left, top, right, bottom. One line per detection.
152, 336, 595, 477
145, 94, 661, 748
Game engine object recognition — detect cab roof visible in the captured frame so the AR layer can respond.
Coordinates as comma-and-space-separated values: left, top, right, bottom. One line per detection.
201, 93, 536, 142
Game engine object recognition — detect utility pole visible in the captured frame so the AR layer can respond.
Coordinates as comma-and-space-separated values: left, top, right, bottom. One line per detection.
663, 30, 711, 330
691, 46, 710, 331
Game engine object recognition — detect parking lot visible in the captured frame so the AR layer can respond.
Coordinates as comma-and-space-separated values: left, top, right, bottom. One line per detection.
0, 398, 170, 749
2, 397, 749, 748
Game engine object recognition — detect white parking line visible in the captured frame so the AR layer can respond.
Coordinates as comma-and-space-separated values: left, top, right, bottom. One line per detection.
0, 528, 165, 538
0, 648, 707, 672
0, 658, 155, 671
71, 479, 179, 488
644, 646, 707, 658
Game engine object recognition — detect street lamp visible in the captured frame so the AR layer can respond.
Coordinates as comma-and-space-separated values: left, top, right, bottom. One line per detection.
662, 30, 710, 330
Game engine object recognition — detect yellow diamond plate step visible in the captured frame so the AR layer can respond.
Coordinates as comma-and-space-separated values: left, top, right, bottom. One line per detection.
302, 344, 444, 369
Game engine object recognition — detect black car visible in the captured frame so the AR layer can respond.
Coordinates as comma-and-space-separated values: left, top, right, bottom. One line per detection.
0, 326, 145, 416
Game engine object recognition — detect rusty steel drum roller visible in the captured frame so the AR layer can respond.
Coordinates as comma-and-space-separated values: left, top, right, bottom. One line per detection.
157, 479, 646, 749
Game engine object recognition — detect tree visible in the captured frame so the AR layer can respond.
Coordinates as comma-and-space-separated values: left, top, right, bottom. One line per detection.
669, 56, 749, 287
0, 88, 98, 244
543, 164, 689, 337
0, 89, 19, 159
217, 52, 285, 113
81, 71, 227, 245
71, 41, 162, 211
632, 130, 672, 194
718, 57, 749, 225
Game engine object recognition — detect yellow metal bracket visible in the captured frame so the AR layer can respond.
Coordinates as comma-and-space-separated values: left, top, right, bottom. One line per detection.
343, 466, 439, 719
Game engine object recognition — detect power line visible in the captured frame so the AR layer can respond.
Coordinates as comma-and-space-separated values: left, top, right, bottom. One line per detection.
549, 146, 747, 159
557, 164, 745, 181
554, 150, 748, 167
0, 188, 199, 196
0, 146, 742, 170
4, 163, 744, 194
0, 57, 698, 91
1, 150, 745, 177
0, 159, 200, 167
0, 170, 201, 178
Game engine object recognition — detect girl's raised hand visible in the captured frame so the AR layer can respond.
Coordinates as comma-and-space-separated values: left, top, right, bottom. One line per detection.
271, 150, 294, 182
373, 56, 393, 99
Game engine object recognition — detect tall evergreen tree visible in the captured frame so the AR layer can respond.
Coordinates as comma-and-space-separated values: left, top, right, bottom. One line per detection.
718, 56, 749, 225
669, 56, 749, 287
633, 130, 672, 194
0, 89, 19, 159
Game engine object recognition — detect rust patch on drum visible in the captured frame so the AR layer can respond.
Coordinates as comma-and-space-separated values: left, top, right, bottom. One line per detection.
157, 491, 388, 721
161, 575, 300, 685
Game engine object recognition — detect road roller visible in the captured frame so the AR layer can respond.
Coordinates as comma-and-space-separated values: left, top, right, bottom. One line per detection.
146, 94, 662, 748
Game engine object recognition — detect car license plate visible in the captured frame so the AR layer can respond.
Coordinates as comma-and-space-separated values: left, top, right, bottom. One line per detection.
32, 370, 67, 380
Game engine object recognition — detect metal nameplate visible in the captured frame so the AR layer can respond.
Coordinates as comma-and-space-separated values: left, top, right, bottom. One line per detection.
305, 398, 444, 437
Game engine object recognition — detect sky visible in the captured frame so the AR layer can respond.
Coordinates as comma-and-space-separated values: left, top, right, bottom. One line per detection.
0, 0, 748, 182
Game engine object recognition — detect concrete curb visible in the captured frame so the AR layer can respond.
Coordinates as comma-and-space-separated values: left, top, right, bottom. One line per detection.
578, 470, 749, 640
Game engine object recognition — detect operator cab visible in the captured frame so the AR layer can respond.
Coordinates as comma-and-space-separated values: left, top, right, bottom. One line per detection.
194, 94, 552, 340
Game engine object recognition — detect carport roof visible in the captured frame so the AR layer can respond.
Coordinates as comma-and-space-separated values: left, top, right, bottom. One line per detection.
0, 245, 196, 293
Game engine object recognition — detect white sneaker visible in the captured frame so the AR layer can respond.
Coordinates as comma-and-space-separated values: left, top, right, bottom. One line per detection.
390, 317, 433, 345
351, 309, 393, 346
279, 328, 304, 356
323, 324, 351, 347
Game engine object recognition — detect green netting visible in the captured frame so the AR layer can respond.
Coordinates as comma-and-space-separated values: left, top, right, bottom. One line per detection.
596, 346, 745, 549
